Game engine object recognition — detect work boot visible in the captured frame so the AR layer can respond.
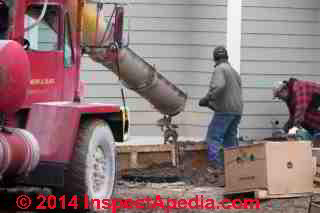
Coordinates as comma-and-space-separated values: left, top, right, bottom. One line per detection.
207, 161, 224, 176
214, 174, 225, 187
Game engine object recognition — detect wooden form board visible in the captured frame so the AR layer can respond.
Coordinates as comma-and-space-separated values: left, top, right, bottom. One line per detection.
116, 143, 208, 171
224, 189, 312, 200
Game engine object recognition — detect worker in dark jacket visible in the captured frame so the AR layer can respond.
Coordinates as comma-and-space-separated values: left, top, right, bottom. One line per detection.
273, 78, 320, 136
199, 46, 243, 187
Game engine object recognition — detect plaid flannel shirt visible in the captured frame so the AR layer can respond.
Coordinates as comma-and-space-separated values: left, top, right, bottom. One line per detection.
287, 80, 320, 130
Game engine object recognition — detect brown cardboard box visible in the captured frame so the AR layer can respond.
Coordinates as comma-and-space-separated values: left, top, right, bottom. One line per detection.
224, 141, 314, 195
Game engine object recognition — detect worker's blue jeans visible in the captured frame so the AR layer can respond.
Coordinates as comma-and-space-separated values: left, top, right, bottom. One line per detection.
206, 112, 242, 169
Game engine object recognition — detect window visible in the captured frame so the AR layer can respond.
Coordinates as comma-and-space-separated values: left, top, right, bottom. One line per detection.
24, 4, 60, 51
64, 13, 73, 67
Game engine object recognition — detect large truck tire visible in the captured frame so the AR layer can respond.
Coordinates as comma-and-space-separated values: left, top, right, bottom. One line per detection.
64, 118, 116, 212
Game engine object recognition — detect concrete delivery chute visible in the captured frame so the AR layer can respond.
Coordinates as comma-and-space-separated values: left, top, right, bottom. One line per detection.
0, 0, 187, 212
78, 0, 188, 143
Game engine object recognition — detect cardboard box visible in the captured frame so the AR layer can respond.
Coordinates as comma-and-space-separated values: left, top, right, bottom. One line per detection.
224, 141, 314, 195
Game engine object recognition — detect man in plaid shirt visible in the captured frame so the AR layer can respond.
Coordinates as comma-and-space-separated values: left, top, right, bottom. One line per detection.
273, 78, 320, 135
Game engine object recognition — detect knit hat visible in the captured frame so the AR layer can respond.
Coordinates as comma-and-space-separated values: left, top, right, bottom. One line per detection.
213, 46, 228, 61
272, 81, 287, 98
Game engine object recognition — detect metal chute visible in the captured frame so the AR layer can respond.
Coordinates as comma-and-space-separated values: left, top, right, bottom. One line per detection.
93, 46, 188, 117
70, 1, 188, 143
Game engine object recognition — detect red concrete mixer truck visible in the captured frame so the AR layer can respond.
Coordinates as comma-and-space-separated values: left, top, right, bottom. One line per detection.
0, 0, 187, 211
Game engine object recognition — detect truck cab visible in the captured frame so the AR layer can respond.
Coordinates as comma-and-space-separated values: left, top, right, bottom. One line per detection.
22, 0, 78, 105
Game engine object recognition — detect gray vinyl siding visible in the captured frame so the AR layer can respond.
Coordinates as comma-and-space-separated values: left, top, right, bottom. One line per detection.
240, 0, 320, 140
80, 0, 228, 137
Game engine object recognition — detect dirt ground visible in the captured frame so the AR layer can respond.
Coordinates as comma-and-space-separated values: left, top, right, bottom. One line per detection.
118, 141, 223, 187
119, 162, 219, 187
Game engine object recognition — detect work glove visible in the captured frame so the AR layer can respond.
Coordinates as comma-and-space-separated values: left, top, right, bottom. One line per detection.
288, 126, 299, 135
286, 126, 300, 141
287, 126, 312, 141
199, 97, 209, 107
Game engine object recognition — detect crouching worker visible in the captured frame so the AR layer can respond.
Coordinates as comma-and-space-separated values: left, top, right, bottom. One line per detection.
272, 78, 320, 142
198, 46, 243, 187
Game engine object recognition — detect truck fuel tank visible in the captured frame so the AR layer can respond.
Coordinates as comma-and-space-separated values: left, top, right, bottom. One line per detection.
0, 40, 31, 113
